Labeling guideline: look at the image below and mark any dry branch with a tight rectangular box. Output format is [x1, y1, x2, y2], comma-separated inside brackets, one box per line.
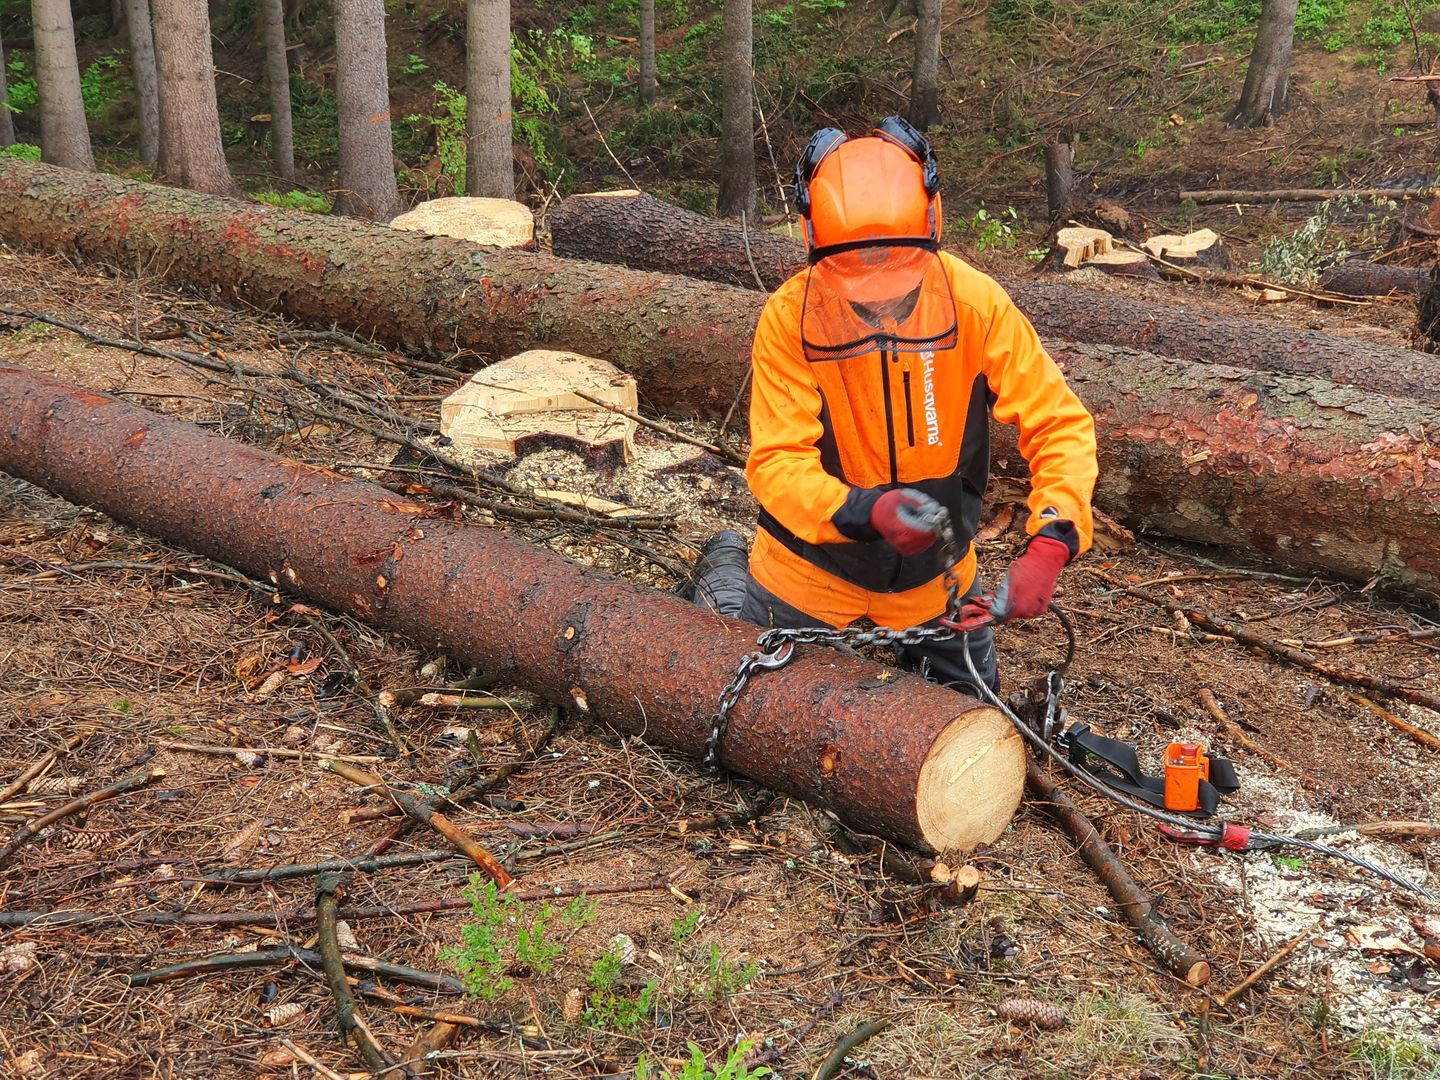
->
[0, 766, 164, 868]
[1199, 689, 1325, 790]
[1178, 187, 1437, 204]
[316, 872, 402, 1074]
[324, 761, 513, 887]
[1026, 761, 1211, 987]
[1213, 917, 1326, 1008]
[127, 943, 466, 994]
[0, 735, 83, 804]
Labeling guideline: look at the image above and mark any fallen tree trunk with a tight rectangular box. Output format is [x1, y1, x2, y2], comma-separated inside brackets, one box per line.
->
[0, 362, 1024, 853]
[1316, 260, 1428, 299]
[1033, 343, 1440, 597]
[0, 161, 760, 417]
[1178, 187, 1438, 205]
[1007, 281, 1440, 405]
[550, 189, 807, 288]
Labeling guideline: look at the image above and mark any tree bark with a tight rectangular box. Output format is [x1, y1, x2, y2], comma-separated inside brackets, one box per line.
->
[32, 0, 94, 170]
[465, 0, 514, 200]
[716, 0, 756, 219]
[1009, 280, 1440, 405]
[908, 0, 941, 131]
[1317, 260, 1427, 299]
[151, 0, 238, 195]
[550, 190, 807, 290]
[1036, 341, 1440, 596]
[639, 0, 656, 107]
[121, 0, 160, 167]
[0, 24, 15, 148]
[1232, 0, 1298, 127]
[3, 163, 1440, 593]
[0, 363, 1025, 852]
[1044, 140, 1074, 222]
[1419, 262, 1440, 353]
[334, 0, 401, 220]
[259, 0, 295, 183]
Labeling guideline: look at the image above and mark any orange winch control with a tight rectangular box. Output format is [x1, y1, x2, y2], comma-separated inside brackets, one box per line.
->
[1163, 741, 1211, 813]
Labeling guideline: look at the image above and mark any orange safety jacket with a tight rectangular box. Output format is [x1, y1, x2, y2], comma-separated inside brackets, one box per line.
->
[746, 251, 1098, 630]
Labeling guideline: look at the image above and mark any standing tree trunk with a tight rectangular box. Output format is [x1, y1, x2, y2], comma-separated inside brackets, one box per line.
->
[465, 0, 514, 199]
[908, 0, 941, 130]
[151, 0, 238, 195]
[32, 0, 95, 170]
[0, 24, 15, 148]
[260, 0, 295, 183]
[1045, 138, 1075, 222]
[716, 0, 756, 219]
[639, 0, 656, 107]
[122, 0, 160, 167]
[334, 0, 402, 220]
[1232, 0, 1299, 128]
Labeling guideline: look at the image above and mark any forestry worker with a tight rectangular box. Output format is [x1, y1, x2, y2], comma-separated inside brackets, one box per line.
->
[689, 116, 1099, 699]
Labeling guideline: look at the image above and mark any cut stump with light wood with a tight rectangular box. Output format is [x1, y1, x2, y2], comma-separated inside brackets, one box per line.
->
[440, 350, 638, 467]
[390, 197, 535, 249]
[1143, 229, 1232, 270]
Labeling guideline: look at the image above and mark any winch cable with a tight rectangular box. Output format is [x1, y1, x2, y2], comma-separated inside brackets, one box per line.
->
[961, 621, 1438, 904]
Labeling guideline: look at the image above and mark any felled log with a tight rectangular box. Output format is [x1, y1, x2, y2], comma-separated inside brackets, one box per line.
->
[1421, 263, 1440, 353]
[1142, 229, 1232, 270]
[1317, 260, 1427, 299]
[549, 190, 807, 290]
[1009, 280, 1440, 405]
[0, 160, 763, 417]
[1179, 186, 1438, 205]
[1033, 342, 1440, 597]
[0, 362, 1025, 852]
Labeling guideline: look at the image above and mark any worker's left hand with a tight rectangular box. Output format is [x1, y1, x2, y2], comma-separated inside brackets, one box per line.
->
[990, 535, 1071, 623]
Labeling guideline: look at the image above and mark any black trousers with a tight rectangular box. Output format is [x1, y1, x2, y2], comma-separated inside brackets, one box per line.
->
[692, 543, 999, 699]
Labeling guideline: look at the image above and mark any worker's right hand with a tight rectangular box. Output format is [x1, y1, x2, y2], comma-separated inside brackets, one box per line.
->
[871, 488, 943, 556]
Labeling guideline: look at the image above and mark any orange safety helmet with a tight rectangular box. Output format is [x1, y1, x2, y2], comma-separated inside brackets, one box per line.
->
[794, 116, 944, 304]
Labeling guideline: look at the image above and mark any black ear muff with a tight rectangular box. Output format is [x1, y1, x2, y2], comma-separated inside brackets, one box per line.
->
[793, 127, 848, 220]
[874, 114, 940, 198]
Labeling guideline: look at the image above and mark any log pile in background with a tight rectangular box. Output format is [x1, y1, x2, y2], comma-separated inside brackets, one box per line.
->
[0, 362, 1026, 852]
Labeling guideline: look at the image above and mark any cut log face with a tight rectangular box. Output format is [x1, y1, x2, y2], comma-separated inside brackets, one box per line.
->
[1143, 229, 1231, 269]
[390, 197, 535, 248]
[1044, 226, 1114, 271]
[440, 350, 637, 466]
[917, 709, 1026, 851]
[1079, 250, 1159, 281]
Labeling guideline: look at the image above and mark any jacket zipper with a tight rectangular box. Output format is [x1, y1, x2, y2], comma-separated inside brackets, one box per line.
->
[879, 343, 899, 484]
[902, 368, 915, 448]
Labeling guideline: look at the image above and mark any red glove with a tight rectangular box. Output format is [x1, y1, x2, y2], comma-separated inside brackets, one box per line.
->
[871, 489, 943, 556]
[991, 535, 1071, 622]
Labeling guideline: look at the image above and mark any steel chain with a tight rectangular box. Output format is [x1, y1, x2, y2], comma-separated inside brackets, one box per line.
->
[703, 506, 968, 770]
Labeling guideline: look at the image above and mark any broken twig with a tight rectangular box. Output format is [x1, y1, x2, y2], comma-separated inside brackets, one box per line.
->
[0, 766, 164, 868]
[317, 872, 403, 1074]
[1214, 916, 1326, 1008]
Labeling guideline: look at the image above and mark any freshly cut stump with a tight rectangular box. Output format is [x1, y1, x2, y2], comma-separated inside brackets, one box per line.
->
[916, 707, 1025, 851]
[1142, 228, 1231, 269]
[440, 350, 638, 466]
[1043, 225, 1114, 271]
[389, 196, 535, 248]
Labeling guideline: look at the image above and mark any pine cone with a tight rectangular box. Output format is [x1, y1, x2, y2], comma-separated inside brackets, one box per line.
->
[997, 996, 1067, 1030]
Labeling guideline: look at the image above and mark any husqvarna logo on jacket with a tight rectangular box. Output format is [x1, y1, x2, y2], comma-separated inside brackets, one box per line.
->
[921, 350, 941, 446]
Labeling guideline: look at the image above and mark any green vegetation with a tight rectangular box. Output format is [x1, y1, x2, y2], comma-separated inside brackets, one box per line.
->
[80, 55, 125, 120]
[1255, 195, 1393, 285]
[0, 143, 40, 161]
[440, 876, 596, 1001]
[966, 207, 1022, 253]
[5, 56, 37, 115]
[252, 189, 335, 213]
[1351, 1030, 1440, 1080]
[701, 942, 760, 1001]
[634, 1040, 771, 1080]
[583, 943, 659, 1034]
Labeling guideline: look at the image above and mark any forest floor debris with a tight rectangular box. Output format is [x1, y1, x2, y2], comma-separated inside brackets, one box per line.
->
[2, 250, 1440, 1077]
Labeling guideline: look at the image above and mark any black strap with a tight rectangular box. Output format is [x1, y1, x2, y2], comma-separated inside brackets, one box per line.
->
[807, 236, 939, 265]
[1059, 723, 1239, 818]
